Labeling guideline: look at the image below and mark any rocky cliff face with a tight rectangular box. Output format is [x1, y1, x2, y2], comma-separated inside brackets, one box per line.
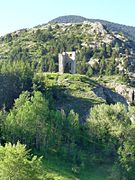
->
[115, 85, 135, 104]
[93, 83, 135, 105]
[93, 85, 128, 105]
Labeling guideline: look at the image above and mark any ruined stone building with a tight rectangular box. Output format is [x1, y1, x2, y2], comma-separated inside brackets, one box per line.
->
[58, 52, 76, 74]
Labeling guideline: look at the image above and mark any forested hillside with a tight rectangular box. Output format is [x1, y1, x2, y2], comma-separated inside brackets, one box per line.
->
[0, 20, 135, 78]
[0, 16, 135, 179]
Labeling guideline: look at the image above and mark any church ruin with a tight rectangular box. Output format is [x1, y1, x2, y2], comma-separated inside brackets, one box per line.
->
[58, 52, 76, 74]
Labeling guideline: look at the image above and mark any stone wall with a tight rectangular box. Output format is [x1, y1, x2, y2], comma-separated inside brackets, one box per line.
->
[58, 52, 76, 74]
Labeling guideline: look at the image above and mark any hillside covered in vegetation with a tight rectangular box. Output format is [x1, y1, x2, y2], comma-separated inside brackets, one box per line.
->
[50, 15, 135, 42]
[0, 16, 135, 179]
[0, 19, 135, 78]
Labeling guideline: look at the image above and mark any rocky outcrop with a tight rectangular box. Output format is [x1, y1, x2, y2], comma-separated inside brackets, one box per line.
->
[93, 85, 128, 105]
[93, 82, 135, 105]
[115, 85, 135, 104]
[88, 58, 100, 69]
[83, 21, 107, 36]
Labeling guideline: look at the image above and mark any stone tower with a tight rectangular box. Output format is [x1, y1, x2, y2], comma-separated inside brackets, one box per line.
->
[58, 51, 76, 74]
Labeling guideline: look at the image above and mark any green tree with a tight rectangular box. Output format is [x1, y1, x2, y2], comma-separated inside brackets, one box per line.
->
[99, 57, 106, 75]
[48, 25, 53, 31]
[86, 66, 93, 77]
[0, 142, 43, 180]
[0, 110, 7, 144]
[87, 103, 130, 157]
[106, 44, 112, 57]
[61, 110, 80, 162]
[48, 58, 56, 72]
[117, 121, 135, 179]
[105, 58, 116, 75]
[77, 57, 87, 74]
[0, 60, 34, 109]
[118, 140, 135, 180]
[5, 91, 49, 150]
[5, 33, 12, 42]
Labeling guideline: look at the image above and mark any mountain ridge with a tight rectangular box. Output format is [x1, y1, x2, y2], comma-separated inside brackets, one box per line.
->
[49, 15, 135, 28]
[49, 15, 135, 42]
[1, 15, 135, 43]
[0, 14, 135, 83]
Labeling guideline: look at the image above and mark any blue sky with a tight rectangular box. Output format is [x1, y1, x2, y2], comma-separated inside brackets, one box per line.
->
[0, 0, 135, 36]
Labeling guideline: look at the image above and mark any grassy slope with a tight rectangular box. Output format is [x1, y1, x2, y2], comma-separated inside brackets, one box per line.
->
[37, 73, 105, 121]
[91, 75, 127, 86]
[42, 157, 111, 180]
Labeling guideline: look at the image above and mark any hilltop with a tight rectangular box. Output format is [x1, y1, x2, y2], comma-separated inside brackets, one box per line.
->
[50, 15, 135, 42]
[0, 17, 135, 79]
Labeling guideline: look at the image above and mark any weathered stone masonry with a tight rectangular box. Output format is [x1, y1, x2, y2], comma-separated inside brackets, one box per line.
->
[58, 52, 76, 74]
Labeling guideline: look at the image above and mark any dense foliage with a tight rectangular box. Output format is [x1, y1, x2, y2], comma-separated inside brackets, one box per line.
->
[0, 60, 33, 109]
[0, 21, 134, 78]
[0, 19, 135, 178]
[0, 81, 135, 179]
[0, 142, 43, 180]
[86, 104, 135, 179]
